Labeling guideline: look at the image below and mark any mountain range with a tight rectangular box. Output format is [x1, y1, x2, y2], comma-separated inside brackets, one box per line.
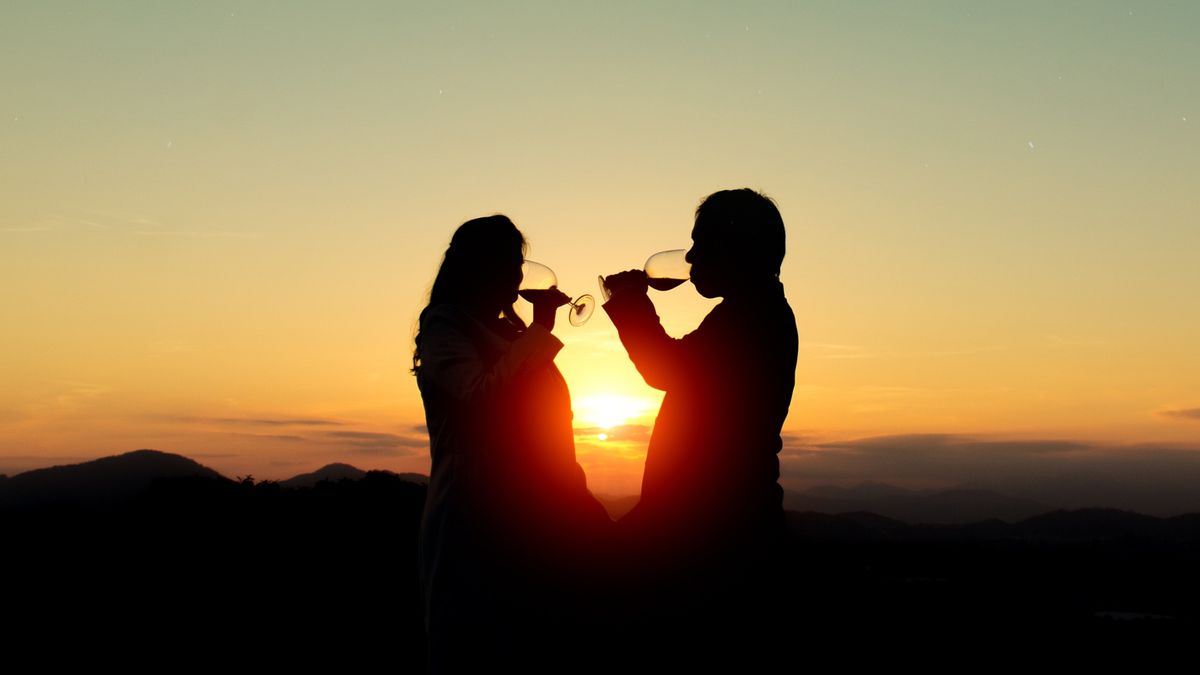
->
[783, 484, 1050, 525]
[6, 450, 1200, 542]
[0, 449, 225, 509]
[0, 449, 425, 510]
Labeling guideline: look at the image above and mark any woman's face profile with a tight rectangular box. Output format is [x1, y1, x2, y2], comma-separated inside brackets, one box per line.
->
[505, 249, 523, 303]
[450, 222, 525, 316]
[486, 247, 523, 311]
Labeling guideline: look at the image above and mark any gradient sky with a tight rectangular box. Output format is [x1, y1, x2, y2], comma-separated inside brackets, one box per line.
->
[2, 2, 1198, 496]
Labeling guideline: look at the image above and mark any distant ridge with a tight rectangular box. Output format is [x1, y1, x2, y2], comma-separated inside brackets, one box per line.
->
[1017, 508, 1169, 540]
[595, 494, 639, 520]
[386, 471, 429, 486]
[281, 463, 367, 488]
[0, 449, 227, 509]
[803, 481, 914, 501]
[278, 464, 428, 488]
[786, 507, 1200, 542]
[785, 483, 1049, 525]
[0, 450, 430, 510]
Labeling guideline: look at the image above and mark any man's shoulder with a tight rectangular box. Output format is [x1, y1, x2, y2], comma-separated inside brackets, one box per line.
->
[763, 283, 798, 333]
[714, 284, 796, 329]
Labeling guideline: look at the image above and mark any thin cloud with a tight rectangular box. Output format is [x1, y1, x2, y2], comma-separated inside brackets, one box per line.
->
[0, 455, 94, 476]
[168, 416, 344, 427]
[0, 408, 29, 424]
[821, 433, 960, 452]
[35, 211, 258, 238]
[1160, 408, 1200, 421]
[1045, 334, 1109, 349]
[800, 343, 877, 360]
[824, 434, 1089, 455]
[326, 431, 425, 445]
[128, 229, 260, 239]
[779, 433, 1200, 515]
[221, 432, 307, 442]
[909, 345, 1008, 358]
[323, 431, 427, 455]
[148, 340, 192, 355]
[44, 213, 116, 229]
[0, 454, 93, 463]
[37, 212, 144, 232]
[574, 424, 652, 442]
[348, 446, 419, 457]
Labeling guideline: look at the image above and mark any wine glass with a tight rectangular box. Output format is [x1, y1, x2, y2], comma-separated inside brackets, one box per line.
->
[519, 260, 595, 327]
[597, 249, 692, 301]
[643, 249, 691, 291]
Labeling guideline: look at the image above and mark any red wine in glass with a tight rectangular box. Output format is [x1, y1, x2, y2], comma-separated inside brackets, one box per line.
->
[646, 277, 687, 291]
[598, 249, 691, 300]
[644, 249, 691, 291]
[520, 260, 595, 327]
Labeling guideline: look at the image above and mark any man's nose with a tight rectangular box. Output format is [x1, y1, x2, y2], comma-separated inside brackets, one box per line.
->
[684, 249, 694, 264]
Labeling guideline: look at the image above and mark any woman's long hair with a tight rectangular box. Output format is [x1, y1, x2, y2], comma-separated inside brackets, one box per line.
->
[412, 215, 528, 375]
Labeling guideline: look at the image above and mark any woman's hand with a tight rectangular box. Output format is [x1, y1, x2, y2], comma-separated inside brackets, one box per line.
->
[530, 287, 571, 331]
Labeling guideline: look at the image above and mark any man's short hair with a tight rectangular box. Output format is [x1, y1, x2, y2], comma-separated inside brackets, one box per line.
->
[695, 188, 786, 277]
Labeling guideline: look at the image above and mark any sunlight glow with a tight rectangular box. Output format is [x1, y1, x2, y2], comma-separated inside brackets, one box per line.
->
[574, 394, 653, 430]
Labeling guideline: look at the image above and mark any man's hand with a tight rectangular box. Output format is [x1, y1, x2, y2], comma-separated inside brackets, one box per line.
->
[601, 270, 648, 300]
[529, 287, 571, 331]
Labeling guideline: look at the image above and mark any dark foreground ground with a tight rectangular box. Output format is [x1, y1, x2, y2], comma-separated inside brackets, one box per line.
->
[5, 473, 1198, 669]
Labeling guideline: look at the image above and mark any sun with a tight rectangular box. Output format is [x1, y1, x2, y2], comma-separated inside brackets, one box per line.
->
[574, 394, 653, 431]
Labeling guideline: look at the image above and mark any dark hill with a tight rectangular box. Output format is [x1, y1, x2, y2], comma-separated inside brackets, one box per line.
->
[785, 486, 1048, 525]
[389, 471, 429, 485]
[0, 449, 227, 510]
[1015, 508, 1168, 541]
[280, 465, 428, 488]
[786, 510, 907, 541]
[786, 507, 1200, 544]
[596, 494, 639, 520]
[281, 462, 367, 488]
[803, 481, 915, 500]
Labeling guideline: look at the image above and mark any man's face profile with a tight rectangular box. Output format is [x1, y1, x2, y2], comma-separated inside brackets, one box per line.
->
[686, 219, 733, 299]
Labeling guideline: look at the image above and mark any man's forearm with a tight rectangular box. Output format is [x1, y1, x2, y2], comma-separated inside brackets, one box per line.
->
[602, 292, 683, 391]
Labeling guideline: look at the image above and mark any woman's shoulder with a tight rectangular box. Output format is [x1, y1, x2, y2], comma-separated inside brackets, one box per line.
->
[421, 302, 466, 322]
[420, 303, 481, 332]
[420, 304, 515, 346]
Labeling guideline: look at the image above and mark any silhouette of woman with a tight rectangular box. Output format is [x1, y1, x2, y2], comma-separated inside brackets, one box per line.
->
[412, 215, 611, 673]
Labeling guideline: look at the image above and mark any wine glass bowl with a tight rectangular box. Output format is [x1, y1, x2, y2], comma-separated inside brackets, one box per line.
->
[518, 260, 594, 327]
[644, 249, 691, 291]
[598, 249, 693, 301]
[518, 260, 557, 293]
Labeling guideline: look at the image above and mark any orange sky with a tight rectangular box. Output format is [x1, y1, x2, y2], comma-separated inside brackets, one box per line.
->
[2, 3, 1199, 494]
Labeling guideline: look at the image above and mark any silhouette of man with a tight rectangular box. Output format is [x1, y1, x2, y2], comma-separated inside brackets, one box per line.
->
[601, 188, 797, 664]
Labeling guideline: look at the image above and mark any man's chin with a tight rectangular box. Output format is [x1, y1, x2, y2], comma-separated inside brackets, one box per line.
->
[693, 280, 721, 299]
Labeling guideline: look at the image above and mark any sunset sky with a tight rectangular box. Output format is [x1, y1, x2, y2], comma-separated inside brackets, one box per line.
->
[2, 2, 1198, 497]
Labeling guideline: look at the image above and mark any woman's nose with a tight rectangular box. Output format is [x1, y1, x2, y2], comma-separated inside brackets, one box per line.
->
[684, 249, 694, 264]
